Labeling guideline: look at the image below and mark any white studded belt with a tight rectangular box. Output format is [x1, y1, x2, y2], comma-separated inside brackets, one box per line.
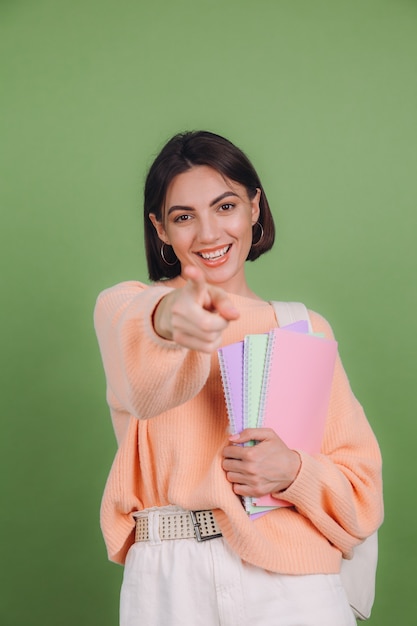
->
[134, 509, 222, 543]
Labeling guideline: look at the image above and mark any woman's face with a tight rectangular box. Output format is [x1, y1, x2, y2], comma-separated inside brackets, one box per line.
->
[150, 165, 260, 295]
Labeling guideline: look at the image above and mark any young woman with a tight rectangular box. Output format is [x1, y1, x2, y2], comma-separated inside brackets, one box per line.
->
[94, 131, 383, 626]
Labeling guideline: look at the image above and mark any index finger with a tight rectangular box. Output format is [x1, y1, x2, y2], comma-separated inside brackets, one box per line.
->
[183, 266, 239, 320]
[208, 288, 240, 321]
[182, 265, 211, 307]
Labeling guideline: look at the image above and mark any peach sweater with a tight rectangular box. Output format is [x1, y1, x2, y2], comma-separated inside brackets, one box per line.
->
[94, 277, 383, 573]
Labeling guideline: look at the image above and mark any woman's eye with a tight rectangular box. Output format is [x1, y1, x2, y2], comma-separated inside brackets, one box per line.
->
[174, 214, 192, 223]
[219, 203, 234, 211]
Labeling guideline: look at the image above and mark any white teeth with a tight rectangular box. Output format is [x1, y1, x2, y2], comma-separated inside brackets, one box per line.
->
[199, 245, 230, 260]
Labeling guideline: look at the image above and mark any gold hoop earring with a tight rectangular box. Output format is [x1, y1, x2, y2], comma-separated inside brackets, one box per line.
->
[252, 222, 264, 246]
[160, 242, 178, 266]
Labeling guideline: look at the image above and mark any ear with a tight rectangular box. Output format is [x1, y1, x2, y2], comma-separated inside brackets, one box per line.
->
[149, 213, 170, 244]
[251, 188, 261, 225]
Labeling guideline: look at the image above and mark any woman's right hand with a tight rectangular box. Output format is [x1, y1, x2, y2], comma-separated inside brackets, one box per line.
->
[153, 265, 240, 353]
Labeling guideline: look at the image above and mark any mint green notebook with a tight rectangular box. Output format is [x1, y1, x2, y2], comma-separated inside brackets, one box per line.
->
[243, 333, 269, 438]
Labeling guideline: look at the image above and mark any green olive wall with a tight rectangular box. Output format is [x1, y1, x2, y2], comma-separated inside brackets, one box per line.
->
[1, 1, 416, 624]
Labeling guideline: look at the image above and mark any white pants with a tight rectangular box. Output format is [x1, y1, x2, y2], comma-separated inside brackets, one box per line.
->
[120, 507, 356, 626]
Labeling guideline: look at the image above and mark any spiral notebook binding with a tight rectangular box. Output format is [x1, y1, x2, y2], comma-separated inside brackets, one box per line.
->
[243, 335, 252, 431]
[258, 329, 276, 428]
[242, 338, 254, 513]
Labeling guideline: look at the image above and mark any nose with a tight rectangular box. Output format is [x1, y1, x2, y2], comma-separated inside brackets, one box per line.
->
[197, 214, 220, 244]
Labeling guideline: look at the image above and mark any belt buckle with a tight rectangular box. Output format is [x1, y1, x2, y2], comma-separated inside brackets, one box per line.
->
[189, 510, 222, 542]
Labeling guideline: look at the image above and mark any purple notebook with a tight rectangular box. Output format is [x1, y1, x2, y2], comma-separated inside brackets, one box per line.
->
[218, 341, 244, 434]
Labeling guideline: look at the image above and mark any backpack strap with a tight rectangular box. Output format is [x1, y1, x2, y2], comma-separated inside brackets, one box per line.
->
[271, 301, 313, 333]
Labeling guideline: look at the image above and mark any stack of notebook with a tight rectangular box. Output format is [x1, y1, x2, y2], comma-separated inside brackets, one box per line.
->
[218, 321, 338, 517]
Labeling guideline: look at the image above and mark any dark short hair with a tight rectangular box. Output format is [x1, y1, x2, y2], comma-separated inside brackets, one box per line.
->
[144, 130, 275, 281]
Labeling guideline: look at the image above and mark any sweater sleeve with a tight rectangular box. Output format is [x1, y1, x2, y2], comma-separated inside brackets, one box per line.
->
[94, 281, 211, 422]
[277, 311, 383, 557]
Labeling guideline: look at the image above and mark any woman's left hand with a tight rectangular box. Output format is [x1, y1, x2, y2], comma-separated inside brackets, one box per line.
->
[222, 428, 301, 498]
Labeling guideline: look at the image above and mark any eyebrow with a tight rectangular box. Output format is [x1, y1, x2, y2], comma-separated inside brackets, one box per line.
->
[167, 191, 240, 216]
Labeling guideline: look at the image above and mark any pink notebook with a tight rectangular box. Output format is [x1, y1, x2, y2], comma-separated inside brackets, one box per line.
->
[253, 327, 337, 508]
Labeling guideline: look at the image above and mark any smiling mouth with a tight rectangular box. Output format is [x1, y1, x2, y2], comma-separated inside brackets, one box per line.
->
[196, 245, 231, 260]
